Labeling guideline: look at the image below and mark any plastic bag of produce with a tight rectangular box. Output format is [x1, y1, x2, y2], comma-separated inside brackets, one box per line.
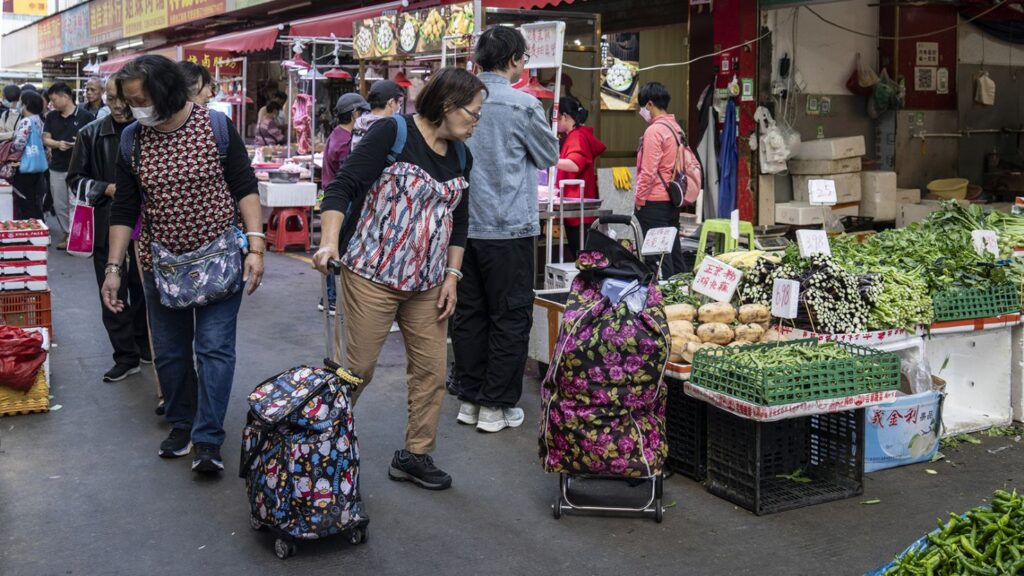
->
[0, 326, 46, 391]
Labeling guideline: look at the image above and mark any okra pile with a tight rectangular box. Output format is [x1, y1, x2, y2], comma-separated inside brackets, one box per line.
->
[883, 489, 1024, 576]
[726, 342, 852, 370]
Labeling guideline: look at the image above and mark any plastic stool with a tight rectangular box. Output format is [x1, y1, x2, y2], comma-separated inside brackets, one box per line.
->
[266, 207, 311, 252]
[694, 219, 756, 267]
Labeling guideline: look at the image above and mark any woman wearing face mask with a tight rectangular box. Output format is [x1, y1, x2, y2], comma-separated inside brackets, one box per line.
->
[634, 81, 687, 277]
[312, 67, 485, 492]
[10, 90, 46, 219]
[0, 84, 23, 142]
[554, 96, 605, 262]
[179, 61, 214, 106]
[103, 55, 264, 475]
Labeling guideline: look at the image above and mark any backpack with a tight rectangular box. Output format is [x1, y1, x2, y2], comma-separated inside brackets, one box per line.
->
[120, 108, 231, 171]
[653, 118, 702, 208]
[339, 115, 466, 252]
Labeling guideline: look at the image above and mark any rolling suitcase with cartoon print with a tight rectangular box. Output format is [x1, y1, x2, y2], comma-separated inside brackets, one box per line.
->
[240, 262, 367, 559]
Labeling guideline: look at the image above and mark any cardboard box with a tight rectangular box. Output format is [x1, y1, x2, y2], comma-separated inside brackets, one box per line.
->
[788, 157, 862, 175]
[896, 188, 921, 204]
[775, 202, 858, 226]
[258, 182, 317, 207]
[793, 136, 866, 161]
[859, 172, 899, 221]
[864, 391, 942, 473]
[792, 173, 862, 204]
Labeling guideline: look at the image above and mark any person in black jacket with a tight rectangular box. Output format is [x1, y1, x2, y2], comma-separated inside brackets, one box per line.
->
[66, 78, 152, 383]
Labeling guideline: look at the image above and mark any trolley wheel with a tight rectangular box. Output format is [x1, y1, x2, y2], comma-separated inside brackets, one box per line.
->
[655, 474, 664, 499]
[249, 515, 264, 531]
[654, 499, 664, 523]
[349, 527, 368, 545]
[274, 538, 297, 559]
[553, 497, 563, 519]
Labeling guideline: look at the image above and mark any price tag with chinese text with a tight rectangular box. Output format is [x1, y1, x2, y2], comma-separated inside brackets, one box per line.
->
[808, 179, 838, 205]
[771, 278, 800, 319]
[796, 229, 831, 258]
[642, 227, 679, 256]
[692, 256, 743, 302]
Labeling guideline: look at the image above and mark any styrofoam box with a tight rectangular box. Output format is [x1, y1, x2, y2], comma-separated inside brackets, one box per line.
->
[792, 173, 862, 204]
[0, 275, 48, 291]
[775, 202, 858, 226]
[924, 328, 1013, 435]
[0, 220, 49, 245]
[792, 136, 866, 161]
[895, 199, 966, 228]
[897, 188, 921, 204]
[258, 182, 317, 207]
[0, 244, 47, 261]
[788, 157, 862, 175]
[545, 263, 578, 290]
[859, 171, 899, 221]
[865, 390, 943, 473]
[0, 260, 47, 276]
[0, 185, 12, 221]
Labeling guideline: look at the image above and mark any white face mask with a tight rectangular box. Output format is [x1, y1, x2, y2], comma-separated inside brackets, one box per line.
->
[130, 105, 160, 127]
[638, 107, 652, 124]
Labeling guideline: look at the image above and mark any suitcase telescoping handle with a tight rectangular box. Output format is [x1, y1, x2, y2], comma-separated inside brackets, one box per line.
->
[323, 259, 346, 369]
[590, 215, 646, 260]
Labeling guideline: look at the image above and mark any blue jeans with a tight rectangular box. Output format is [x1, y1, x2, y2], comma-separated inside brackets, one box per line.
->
[143, 272, 243, 446]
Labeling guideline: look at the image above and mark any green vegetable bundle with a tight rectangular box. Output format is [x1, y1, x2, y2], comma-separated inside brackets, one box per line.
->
[728, 341, 852, 368]
[882, 489, 1024, 576]
[662, 273, 702, 307]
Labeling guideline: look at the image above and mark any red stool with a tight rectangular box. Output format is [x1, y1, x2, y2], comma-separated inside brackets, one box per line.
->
[266, 207, 311, 252]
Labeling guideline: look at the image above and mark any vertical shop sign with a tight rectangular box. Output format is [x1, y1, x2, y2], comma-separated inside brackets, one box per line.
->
[90, 0, 124, 45]
[123, 0, 168, 37]
[62, 4, 91, 54]
[168, 0, 225, 27]
[38, 16, 63, 59]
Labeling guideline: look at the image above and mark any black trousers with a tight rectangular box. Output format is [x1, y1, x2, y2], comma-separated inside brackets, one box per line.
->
[635, 201, 688, 279]
[562, 224, 590, 263]
[453, 237, 535, 409]
[92, 240, 151, 367]
[11, 172, 44, 219]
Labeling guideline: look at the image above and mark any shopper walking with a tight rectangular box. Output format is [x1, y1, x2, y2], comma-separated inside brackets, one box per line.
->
[555, 96, 606, 261]
[43, 82, 94, 249]
[313, 67, 485, 491]
[102, 55, 264, 474]
[79, 78, 110, 121]
[351, 79, 404, 149]
[10, 91, 47, 219]
[634, 81, 687, 277]
[67, 78, 152, 383]
[179, 61, 214, 106]
[453, 26, 559, 433]
[317, 93, 369, 316]
[0, 84, 22, 142]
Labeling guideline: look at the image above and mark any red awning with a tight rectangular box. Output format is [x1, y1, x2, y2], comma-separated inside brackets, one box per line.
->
[191, 25, 281, 54]
[482, 0, 576, 8]
[289, 2, 403, 39]
[98, 54, 137, 74]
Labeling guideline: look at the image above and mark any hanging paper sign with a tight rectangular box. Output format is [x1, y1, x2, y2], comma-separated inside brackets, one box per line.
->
[771, 278, 800, 319]
[971, 230, 999, 258]
[807, 179, 837, 205]
[796, 229, 831, 258]
[520, 21, 565, 70]
[692, 256, 742, 303]
[642, 227, 678, 256]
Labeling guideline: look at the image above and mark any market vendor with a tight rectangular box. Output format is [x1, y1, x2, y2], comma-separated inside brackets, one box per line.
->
[554, 95, 606, 262]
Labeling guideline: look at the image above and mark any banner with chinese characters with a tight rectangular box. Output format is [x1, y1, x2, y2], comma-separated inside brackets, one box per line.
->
[62, 4, 91, 54]
[90, 0, 123, 45]
[182, 48, 241, 76]
[38, 16, 63, 59]
[123, 0, 167, 37]
[168, 0, 224, 27]
[11, 0, 48, 16]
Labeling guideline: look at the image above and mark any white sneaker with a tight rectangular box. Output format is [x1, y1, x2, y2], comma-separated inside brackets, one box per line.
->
[457, 402, 479, 425]
[476, 406, 525, 433]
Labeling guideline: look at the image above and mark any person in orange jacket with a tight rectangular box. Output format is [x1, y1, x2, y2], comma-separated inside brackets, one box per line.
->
[554, 96, 606, 262]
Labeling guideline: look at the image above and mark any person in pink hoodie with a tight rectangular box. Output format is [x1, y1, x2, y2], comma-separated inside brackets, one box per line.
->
[634, 82, 687, 277]
[555, 96, 606, 262]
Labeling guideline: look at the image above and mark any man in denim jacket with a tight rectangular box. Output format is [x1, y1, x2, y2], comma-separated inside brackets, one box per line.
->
[454, 26, 559, 433]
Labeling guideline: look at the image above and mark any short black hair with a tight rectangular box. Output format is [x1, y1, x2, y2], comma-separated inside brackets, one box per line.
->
[474, 26, 527, 73]
[115, 55, 190, 122]
[20, 90, 44, 115]
[638, 82, 671, 110]
[559, 96, 588, 126]
[178, 61, 212, 94]
[4, 85, 21, 103]
[415, 67, 487, 127]
[265, 100, 282, 114]
[20, 83, 37, 93]
[273, 91, 288, 102]
[337, 110, 355, 125]
[48, 82, 74, 99]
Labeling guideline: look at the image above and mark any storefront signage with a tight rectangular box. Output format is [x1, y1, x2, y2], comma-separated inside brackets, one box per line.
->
[692, 256, 742, 303]
[168, 0, 224, 27]
[353, 2, 475, 60]
[10, 0, 48, 16]
[183, 48, 241, 75]
[37, 16, 63, 59]
[123, 0, 168, 37]
[228, 0, 271, 9]
[62, 4, 91, 54]
[90, 0, 123, 45]
[796, 229, 831, 258]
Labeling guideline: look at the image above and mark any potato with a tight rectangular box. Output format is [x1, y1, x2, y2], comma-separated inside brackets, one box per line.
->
[760, 328, 784, 342]
[680, 342, 703, 363]
[734, 323, 765, 343]
[728, 341, 752, 347]
[669, 320, 694, 337]
[665, 303, 696, 322]
[698, 302, 736, 324]
[739, 304, 771, 325]
[669, 332, 701, 360]
[696, 322, 734, 345]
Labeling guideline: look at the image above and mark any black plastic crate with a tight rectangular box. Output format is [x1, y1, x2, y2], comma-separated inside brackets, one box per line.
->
[705, 406, 864, 515]
[666, 383, 707, 481]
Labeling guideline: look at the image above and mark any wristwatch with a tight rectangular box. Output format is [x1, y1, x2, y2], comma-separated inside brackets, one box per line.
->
[104, 263, 122, 276]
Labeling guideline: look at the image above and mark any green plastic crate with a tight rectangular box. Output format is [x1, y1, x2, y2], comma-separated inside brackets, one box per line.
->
[931, 283, 1021, 322]
[690, 339, 900, 406]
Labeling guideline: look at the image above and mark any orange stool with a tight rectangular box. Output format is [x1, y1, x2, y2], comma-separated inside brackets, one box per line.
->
[266, 207, 311, 252]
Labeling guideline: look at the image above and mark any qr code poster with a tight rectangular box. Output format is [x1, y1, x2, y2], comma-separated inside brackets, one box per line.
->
[915, 67, 936, 92]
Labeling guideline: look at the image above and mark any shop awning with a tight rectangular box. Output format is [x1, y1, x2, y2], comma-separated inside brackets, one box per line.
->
[190, 25, 282, 54]
[289, 2, 403, 39]
[98, 54, 137, 74]
[483, 0, 577, 8]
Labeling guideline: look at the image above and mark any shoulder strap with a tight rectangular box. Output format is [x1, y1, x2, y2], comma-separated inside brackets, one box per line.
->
[120, 121, 140, 167]
[386, 115, 407, 165]
[208, 109, 231, 162]
[454, 141, 466, 172]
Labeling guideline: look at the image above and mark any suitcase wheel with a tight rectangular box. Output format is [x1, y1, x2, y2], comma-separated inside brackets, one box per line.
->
[249, 515, 264, 532]
[274, 538, 297, 559]
[349, 526, 368, 545]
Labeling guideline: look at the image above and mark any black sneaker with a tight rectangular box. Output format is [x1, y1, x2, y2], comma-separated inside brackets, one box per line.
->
[192, 443, 224, 473]
[139, 351, 153, 364]
[154, 399, 165, 416]
[388, 449, 452, 490]
[103, 364, 141, 382]
[159, 428, 192, 458]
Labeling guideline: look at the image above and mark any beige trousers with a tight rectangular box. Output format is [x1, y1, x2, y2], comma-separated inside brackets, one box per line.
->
[341, 268, 447, 454]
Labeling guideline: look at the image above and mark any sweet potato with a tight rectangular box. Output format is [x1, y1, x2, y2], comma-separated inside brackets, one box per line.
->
[696, 322, 734, 345]
[698, 302, 736, 324]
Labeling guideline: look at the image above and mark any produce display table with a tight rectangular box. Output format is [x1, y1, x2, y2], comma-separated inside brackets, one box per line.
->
[681, 379, 898, 422]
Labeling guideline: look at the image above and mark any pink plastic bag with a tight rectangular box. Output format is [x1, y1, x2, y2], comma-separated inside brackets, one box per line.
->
[67, 183, 94, 258]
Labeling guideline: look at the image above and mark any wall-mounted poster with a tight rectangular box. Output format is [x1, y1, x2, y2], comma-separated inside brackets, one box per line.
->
[600, 32, 640, 111]
[353, 19, 376, 59]
[375, 14, 396, 58]
[416, 6, 447, 53]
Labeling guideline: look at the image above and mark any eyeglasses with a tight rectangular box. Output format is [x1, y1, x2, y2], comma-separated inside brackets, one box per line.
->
[460, 106, 481, 122]
[523, 53, 531, 64]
